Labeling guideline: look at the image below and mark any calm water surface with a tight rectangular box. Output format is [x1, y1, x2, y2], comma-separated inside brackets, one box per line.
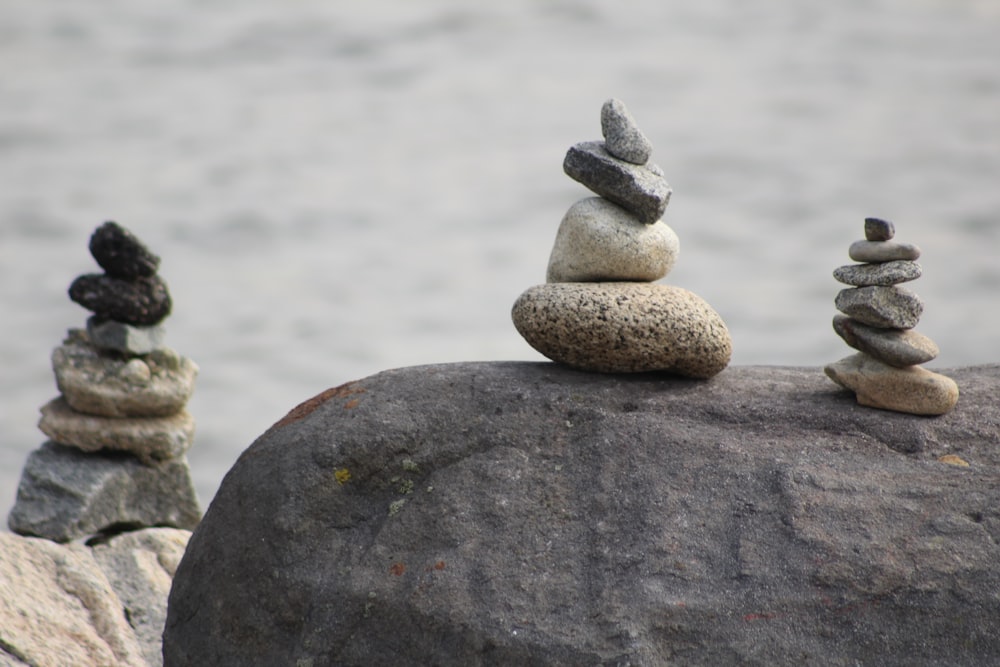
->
[2, 0, 998, 521]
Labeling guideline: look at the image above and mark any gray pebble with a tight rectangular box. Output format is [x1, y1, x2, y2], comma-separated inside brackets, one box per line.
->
[833, 260, 921, 287]
[832, 314, 939, 367]
[864, 217, 894, 242]
[563, 141, 671, 224]
[835, 285, 923, 329]
[849, 240, 921, 262]
[600, 98, 652, 165]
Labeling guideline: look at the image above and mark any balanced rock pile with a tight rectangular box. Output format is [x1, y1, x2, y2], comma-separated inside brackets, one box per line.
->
[8, 222, 201, 542]
[511, 98, 732, 378]
[824, 217, 958, 415]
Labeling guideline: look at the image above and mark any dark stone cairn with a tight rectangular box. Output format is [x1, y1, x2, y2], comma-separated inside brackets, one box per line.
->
[8, 222, 201, 542]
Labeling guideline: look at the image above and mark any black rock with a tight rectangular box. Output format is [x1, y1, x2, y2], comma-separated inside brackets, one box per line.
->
[89, 221, 161, 279]
[69, 273, 172, 326]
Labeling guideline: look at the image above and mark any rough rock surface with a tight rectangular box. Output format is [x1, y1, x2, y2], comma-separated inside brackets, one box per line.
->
[511, 282, 732, 377]
[39, 398, 195, 463]
[600, 98, 652, 165]
[52, 333, 198, 418]
[8, 441, 200, 542]
[164, 362, 1000, 666]
[0, 527, 190, 667]
[834, 285, 923, 329]
[89, 221, 161, 279]
[69, 273, 172, 326]
[545, 197, 679, 283]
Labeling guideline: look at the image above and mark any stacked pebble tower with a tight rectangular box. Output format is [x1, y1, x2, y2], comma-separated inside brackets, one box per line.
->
[8, 222, 202, 542]
[824, 217, 958, 415]
[511, 99, 732, 378]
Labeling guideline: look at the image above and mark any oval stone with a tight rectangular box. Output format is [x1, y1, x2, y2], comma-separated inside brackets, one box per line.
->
[848, 240, 921, 262]
[511, 282, 731, 378]
[546, 197, 679, 283]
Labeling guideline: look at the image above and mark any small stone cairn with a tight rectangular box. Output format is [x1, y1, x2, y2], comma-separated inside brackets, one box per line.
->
[824, 217, 958, 415]
[8, 222, 201, 542]
[511, 98, 732, 378]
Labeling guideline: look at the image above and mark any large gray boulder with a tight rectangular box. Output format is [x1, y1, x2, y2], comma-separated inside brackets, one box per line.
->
[164, 362, 1000, 666]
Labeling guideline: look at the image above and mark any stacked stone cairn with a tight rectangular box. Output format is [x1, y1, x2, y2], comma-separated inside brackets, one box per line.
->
[511, 98, 732, 378]
[824, 217, 958, 415]
[8, 222, 201, 542]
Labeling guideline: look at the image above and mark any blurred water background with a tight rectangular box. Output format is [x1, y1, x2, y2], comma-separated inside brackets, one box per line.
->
[2, 0, 998, 523]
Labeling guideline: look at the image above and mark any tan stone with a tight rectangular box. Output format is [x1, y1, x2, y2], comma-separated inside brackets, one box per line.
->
[546, 197, 679, 283]
[824, 353, 959, 416]
[39, 398, 194, 464]
[52, 332, 197, 418]
[511, 282, 731, 378]
[0, 532, 148, 667]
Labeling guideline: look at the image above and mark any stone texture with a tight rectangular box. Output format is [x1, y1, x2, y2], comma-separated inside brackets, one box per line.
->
[0, 527, 189, 667]
[8, 441, 201, 542]
[835, 285, 923, 329]
[848, 239, 921, 263]
[545, 197, 679, 283]
[87, 317, 167, 355]
[833, 260, 921, 287]
[89, 221, 161, 280]
[563, 141, 671, 224]
[864, 217, 894, 241]
[163, 362, 1000, 666]
[825, 353, 959, 415]
[511, 282, 731, 377]
[91, 528, 191, 667]
[52, 332, 198, 418]
[39, 398, 195, 463]
[0, 531, 148, 667]
[600, 98, 652, 165]
[833, 314, 939, 367]
[69, 273, 172, 326]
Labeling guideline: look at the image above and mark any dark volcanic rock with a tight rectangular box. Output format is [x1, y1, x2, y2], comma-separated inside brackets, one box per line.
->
[89, 221, 161, 279]
[164, 362, 1000, 666]
[69, 273, 172, 326]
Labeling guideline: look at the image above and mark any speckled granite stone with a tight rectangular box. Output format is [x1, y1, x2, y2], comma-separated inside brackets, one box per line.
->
[511, 282, 731, 377]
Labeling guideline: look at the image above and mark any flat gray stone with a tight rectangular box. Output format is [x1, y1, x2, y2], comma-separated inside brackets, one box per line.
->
[163, 362, 999, 666]
[600, 98, 652, 165]
[7, 441, 201, 542]
[546, 197, 679, 283]
[563, 141, 671, 224]
[39, 398, 195, 464]
[52, 330, 198, 418]
[849, 239, 921, 262]
[825, 352, 959, 415]
[832, 314, 939, 367]
[511, 282, 731, 377]
[835, 285, 924, 329]
[833, 260, 921, 287]
[87, 316, 166, 355]
[864, 217, 894, 241]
